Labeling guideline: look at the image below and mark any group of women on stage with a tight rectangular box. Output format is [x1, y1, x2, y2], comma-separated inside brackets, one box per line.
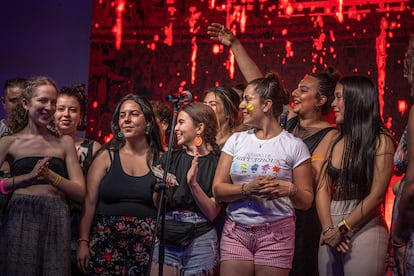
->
[0, 24, 409, 276]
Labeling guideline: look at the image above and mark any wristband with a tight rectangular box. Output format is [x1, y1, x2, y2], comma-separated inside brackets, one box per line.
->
[0, 178, 9, 195]
[53, 174, 62, 187]
[342, 219, 352, 232]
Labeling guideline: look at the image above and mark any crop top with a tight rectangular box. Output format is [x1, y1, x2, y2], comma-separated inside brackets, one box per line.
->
[96, 150, 157, 218]
[327, 161, 360, 201]
[10, 157, 68, 185]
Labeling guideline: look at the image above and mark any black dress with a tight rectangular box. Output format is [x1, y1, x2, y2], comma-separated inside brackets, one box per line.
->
[286, 117, 335, 276]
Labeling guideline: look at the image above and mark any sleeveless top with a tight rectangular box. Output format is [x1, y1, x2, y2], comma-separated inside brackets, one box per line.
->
[10, 157, 68, 183]
[286, 116, 335, 155]
[77, 139, 95, 175]
[96, 150, 157, 218]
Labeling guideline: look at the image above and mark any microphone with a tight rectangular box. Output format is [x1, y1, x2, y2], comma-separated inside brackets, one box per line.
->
[166, 90, 193, 103]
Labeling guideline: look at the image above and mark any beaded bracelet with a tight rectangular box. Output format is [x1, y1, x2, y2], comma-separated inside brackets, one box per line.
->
[322, 226, 335, 235]
[0, 178, 9, 195]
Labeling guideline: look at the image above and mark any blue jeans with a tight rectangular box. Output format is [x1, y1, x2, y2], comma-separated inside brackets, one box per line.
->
[152, 211, 219, 275]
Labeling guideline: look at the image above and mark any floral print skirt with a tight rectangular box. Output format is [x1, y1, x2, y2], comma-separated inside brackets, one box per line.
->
[89, 214, 156, 276]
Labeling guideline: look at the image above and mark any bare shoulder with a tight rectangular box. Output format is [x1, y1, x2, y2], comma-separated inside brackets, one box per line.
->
[315, 128, 339, 152]
[376, 133, 395, 154]
[0, 135, 16, 146]
[92, 140, 102, 155]
[59, 134, 75, 142]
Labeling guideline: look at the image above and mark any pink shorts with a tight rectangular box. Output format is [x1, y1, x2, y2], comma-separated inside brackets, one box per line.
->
[220, 217, 295, 269]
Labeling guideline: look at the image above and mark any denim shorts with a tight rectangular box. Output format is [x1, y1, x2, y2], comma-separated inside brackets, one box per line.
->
[220, 217, 295, 269]
[152, 211, 219, 275]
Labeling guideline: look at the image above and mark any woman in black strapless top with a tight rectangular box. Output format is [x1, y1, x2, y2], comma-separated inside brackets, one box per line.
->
[0, 76, 85, 276]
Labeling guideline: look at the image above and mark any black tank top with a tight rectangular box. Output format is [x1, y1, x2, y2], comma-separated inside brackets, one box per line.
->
[96, 150, 157, 218]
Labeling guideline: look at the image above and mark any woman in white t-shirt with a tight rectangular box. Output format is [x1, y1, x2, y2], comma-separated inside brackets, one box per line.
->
[213, 73, 313, 276]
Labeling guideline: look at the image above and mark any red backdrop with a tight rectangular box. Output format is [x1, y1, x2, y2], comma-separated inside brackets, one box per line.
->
[86, 0, 413, 144]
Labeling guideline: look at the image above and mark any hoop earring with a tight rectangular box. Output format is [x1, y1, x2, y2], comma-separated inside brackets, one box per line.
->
[117, 131, 124, 138]
[194, 134, 203, 147]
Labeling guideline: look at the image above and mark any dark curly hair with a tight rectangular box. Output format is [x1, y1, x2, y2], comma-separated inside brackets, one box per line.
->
[59, 84, 88, 131]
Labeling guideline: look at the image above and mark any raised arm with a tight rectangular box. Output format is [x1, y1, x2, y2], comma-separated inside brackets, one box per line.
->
[187, 152, 220, 221]
[208, 22, 263, 82]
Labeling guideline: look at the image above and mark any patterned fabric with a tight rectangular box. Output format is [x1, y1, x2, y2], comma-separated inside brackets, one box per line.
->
[88, 215, 155, 276]
[0, 194, 71, 276]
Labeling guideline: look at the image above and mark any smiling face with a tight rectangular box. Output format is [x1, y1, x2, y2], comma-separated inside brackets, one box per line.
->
[203, 91, 228, 126]
[24, 84, 57, 127]
[331, 83, 345, 124]
[118, 100, 147, 139]
[239, 84, 263, 127]
[291, 75, 324, 116]
[54, 95, 82, 135]
[174, 110, 199, 147]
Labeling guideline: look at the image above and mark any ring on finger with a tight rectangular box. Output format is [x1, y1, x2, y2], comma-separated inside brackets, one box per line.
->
[275, 189, 279, 195]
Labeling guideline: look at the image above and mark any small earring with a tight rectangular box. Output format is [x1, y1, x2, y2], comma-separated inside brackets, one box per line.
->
[145, 125, 150, 135]
[263, 108, 268, 112]
[194, 134, 203, 147]
[117, 131, 124, 138]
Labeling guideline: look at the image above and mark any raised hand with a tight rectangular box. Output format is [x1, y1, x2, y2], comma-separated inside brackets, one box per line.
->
[207, 22, 236, 47]
[187, 151, 199, 187]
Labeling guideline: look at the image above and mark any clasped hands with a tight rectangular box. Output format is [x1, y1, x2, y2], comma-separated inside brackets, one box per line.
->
[33, 156, 51, 181]
[320, 226, 350, 253]
[245, 176, 294, 200]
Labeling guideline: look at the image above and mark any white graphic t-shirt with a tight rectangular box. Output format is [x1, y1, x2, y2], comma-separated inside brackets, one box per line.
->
[222, 129, 310, 224]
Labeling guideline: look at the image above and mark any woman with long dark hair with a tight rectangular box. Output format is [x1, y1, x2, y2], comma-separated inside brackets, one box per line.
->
[316, 76, 394, 275]
[76, 94, 164, 275]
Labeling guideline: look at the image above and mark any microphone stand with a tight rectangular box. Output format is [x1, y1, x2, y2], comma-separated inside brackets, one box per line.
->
[146, 98, 180, 276]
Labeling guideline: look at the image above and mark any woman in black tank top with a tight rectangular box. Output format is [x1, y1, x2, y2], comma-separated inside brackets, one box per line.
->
[77, 94, 164, 276]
